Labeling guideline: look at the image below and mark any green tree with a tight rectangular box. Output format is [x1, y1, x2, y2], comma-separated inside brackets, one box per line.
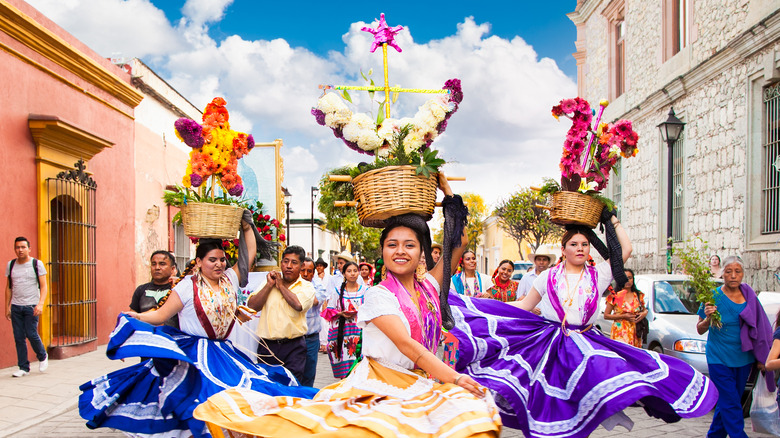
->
[494, 188, 563, 258]
[462, 193, 487, 251]
[317, 170, 381, 261]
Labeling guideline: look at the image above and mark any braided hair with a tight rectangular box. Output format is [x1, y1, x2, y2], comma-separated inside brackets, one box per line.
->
[155, 258, 196, 309]
[335, 261, 359, 360]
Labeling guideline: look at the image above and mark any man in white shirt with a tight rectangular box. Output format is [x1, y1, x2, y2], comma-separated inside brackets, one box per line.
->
[517, 252, 556, 299]
[5, 237, 48, 377]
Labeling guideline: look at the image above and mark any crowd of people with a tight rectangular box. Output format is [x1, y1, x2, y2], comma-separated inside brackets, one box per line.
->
[5, 175, 777, 437]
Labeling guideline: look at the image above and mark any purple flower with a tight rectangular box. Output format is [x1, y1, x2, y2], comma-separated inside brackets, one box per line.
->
[436, 119, 448, 134]
[228, 183, 244, 196]
[443, 78, 463, 104]
[175, 118, 204, 148]
[246, 134, 255, 150]
[190, 173, 203, 187]
[311, 108, 326, 126]
[332, 127, 343, 139]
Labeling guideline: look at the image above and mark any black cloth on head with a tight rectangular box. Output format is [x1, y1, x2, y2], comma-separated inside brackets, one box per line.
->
[237, 209, 276, 288]
[564, 207, 627, 290]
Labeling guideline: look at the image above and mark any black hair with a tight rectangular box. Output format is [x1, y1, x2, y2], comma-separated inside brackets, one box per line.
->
[303, 257, 314, 264]
[282, 245, 306, 263]
[335, 261, 360, 360]
[498, 259, 514, 271]
[623, 268, 640, 292]
[150, 250, 177, 270]
[379, 214, 435, 271]
[195, 239, 225, 260]
[14, 236, 29, 246]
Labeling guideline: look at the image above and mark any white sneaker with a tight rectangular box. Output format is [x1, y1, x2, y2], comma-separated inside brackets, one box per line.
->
[39, 357, 48, 372]
[12, 369, 29, 377]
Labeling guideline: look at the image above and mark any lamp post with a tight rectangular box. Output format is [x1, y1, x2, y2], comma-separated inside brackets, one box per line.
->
[283, 187, 292, 246]
[657, 107, 685, 274]
[311, 186, 319, 258]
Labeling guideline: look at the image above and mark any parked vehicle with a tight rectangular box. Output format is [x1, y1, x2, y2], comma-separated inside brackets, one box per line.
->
[593, 274, 722, 376]
[512, 261, 533, 281]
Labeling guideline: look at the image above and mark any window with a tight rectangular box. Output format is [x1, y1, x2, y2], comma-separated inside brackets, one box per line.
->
[663, 0, 694, 61]
[609, 159, 623, 221]
[763, 82, 780, 234]
[672, 131, 685, 241]
[615, 20, 625, 98]
[603, 0, 626, 100]
[172, 223, 191, 272]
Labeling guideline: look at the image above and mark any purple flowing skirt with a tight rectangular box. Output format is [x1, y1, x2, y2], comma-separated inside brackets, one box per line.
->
[449, 293, 718, 437]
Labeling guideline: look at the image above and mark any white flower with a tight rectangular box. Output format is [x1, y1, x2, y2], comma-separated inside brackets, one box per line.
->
[324, 109, 351, 128]
[608, 144, 621, 159]
[357, 132, 383, 151]
[317, 93, 348, 114]
[377, 119, 398, 143]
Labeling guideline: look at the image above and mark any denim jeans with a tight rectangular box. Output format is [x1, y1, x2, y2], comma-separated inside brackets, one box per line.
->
[11, 304, 47, 372]
[301, 333, 320, 387]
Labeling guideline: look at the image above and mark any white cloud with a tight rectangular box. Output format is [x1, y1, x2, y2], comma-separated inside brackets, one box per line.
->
[28, 3, 576, 213]
[25, 0, 185, 59]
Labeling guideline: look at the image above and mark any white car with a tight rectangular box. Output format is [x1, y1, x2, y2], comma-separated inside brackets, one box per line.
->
[593, 274, 722, 376]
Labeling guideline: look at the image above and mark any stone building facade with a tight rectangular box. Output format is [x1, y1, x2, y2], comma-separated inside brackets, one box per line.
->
[568, 0, 779, 290]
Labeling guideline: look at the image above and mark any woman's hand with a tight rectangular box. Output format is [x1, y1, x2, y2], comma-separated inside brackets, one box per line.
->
[125, 311, 139, 319]
[757, 362, 766, 372]
[338, 311, 357, 319]
[454, 373, 487, 398]
[703, 303, 718, 317]
[437, 172, 454, 197]
[479, 292, 492, 299]
[635, 310, 648, 323]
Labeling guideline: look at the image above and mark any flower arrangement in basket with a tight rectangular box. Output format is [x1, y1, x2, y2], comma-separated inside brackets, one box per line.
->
[163, 97, 256, 239]
[189, 201, 286, 264]
[313, 14, 462, 227]
[538, 97, 640, 228]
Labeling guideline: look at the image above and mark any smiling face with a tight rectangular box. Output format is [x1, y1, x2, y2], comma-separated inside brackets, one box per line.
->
[344, 264, 360, 283]
[197, 249, 227, 283]
[462, 251, 478, 273]
[431, 247, 442, 263]
[382, 226, 421, 278]
[497, 262, 513, 282]
[561, 233, 590, 267]
[721, 262, 744, 290]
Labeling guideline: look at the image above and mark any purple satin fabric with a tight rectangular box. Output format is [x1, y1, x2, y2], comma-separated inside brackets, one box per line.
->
[449, 293, 719, 436]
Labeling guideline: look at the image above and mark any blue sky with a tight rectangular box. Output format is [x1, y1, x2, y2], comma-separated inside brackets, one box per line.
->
[27, 0, 579, 213]
[155, 2, 578, 79]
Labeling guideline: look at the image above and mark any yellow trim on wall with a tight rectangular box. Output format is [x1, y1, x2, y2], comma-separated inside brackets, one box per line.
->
[30, 116, 113, 346]
[0, 0, 143, 109]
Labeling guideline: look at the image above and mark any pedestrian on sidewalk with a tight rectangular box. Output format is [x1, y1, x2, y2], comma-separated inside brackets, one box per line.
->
[129, 250, 179, 328]
[5, 236, 48, 377]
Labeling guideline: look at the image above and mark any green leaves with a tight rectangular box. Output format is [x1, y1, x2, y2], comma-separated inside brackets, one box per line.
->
[494, 187, 563, 255]
[413, 148, 445, 178]
[376, 101, 386, 125]
[341, 89, 352, 103]
[676, 236, 721, 328]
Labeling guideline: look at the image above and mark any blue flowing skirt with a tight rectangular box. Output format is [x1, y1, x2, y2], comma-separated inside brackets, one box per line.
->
[79, 315, 318, 438]
[449, 294, 718, 437]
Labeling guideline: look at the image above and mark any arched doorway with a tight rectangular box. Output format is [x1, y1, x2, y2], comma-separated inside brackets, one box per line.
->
[46, 160, 97, 347]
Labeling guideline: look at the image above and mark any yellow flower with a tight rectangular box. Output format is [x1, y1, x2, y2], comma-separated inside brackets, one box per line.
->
[578, 179, 597, 193]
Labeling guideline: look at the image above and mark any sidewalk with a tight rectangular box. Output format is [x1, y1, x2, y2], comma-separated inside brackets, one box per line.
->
[0, 346, 126, 437]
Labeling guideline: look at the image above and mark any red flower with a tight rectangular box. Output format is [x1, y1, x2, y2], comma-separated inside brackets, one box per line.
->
[278, 234, 286, 242]
[271, 219, 279, 227]
[264, 215, 270, 221]
[263, 225, 270, 232]
[263, 235, 272, 241]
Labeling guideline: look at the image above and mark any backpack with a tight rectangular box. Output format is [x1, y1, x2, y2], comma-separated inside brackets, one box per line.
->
[8, 258, 41, 290]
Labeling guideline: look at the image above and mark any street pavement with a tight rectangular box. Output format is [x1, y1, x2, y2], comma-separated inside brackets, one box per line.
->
[1, 345, 775, 437]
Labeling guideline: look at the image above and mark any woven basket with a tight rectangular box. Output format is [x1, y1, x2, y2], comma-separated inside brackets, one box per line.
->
[352, 165, 438, 228]
[180, 202, 243, 239]
[549, 191, 605, 228]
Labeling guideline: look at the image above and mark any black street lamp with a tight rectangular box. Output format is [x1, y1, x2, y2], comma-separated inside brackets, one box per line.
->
[283, 187, 292, 245]
[657, 107, 685, 274]
[311, 186, 319, 258]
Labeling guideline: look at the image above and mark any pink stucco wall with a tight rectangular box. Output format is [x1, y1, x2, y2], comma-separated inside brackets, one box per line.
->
[0, 0, 138, 367]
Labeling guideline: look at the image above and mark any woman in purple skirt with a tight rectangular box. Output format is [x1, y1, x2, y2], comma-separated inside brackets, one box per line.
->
[450, 211, 719, 437]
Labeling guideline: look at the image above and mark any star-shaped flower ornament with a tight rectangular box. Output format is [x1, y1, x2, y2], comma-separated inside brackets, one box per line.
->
[361, 13, 404, 53]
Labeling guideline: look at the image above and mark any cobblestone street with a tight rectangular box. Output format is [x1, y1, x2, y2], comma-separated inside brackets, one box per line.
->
[4, 346, 775, 437]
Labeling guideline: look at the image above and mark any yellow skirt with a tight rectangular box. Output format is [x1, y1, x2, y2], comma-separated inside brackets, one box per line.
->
[194, 358, 501, 438]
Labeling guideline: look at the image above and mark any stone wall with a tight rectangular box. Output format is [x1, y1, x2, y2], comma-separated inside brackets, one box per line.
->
[571, 0, 780, 291]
